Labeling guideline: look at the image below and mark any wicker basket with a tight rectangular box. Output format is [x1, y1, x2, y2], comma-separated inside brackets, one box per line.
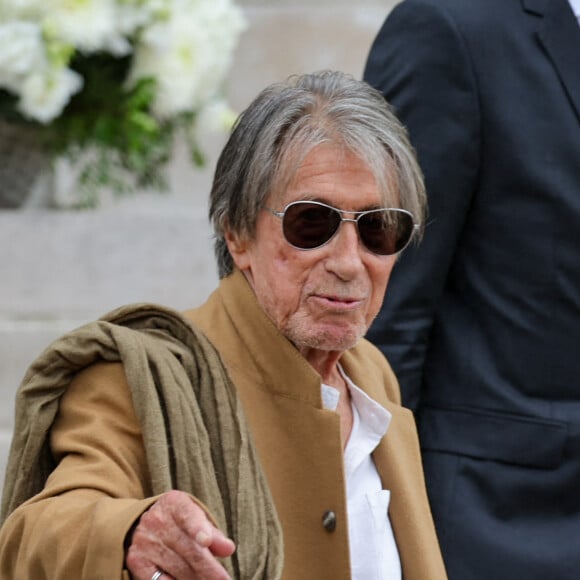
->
[0, 121, 51, 209]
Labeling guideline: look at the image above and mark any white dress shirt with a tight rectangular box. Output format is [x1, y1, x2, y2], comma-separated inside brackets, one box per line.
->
[322, 367, 401, 580]
[569, 0, 580, 25]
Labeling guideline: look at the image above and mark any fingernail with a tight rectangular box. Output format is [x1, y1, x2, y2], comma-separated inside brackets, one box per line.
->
[196, 530, 210, 545]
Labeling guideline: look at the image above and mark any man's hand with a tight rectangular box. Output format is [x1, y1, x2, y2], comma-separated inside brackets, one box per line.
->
[126, 490, 236, 579]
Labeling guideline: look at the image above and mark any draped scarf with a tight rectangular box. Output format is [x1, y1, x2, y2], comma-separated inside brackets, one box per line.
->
[1, 303, 283, 579]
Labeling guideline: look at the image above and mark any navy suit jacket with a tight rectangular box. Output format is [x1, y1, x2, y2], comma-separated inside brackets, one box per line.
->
[364, 0, 580, 578]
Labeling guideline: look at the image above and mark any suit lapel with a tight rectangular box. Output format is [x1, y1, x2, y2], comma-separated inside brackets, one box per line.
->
[533, 0, 580, 121]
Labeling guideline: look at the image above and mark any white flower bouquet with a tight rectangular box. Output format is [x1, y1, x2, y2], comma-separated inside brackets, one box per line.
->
[0, 0, 246, 206]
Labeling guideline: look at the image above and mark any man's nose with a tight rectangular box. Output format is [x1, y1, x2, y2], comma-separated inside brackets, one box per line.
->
[325, 220, 365, 278]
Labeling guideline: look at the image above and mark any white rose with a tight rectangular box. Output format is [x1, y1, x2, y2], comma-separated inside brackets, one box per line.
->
[18, 66, 83, 123]
[116, 0, 166, 37]
[0, 21, 45, 91]
[129, 0, 245, 117]
[129, 17, 205, 116]
[44, 0, 131, 56]
[191, 0, 246, 98]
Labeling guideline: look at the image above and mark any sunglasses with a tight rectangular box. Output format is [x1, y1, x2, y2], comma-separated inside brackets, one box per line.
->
[264, 200, 418, 256]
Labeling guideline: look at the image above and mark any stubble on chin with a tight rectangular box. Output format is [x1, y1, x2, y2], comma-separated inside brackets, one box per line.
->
[282, 312, 367, 354]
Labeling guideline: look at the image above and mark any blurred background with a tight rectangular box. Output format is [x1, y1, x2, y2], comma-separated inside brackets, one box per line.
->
[0, 0, 397, 483]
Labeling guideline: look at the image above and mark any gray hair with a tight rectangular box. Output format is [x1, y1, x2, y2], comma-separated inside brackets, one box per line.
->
[209, 70, 425, 278]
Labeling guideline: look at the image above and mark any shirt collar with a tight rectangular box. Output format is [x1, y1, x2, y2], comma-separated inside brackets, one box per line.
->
[321, 364, 391, 439]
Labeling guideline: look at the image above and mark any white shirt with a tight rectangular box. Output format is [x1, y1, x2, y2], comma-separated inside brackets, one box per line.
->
[569, 0, 580, 25]
[322, 368, 401, 580]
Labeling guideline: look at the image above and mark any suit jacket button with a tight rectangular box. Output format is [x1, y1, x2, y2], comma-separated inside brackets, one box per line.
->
[322, 510, 337, 532]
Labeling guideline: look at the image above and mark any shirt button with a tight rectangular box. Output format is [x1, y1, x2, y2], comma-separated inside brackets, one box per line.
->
[322, 510, 337, 532]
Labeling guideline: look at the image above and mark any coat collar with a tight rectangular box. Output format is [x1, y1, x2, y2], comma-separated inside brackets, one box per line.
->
[190, 269, 400, 408]
[189, 269, 324, 406]
[523, 0, 580, 121]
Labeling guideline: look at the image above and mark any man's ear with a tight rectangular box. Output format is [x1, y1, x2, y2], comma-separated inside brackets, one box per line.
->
[224, 229, 251, 271]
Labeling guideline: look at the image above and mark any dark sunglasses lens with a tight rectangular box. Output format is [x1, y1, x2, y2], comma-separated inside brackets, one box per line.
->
[283, 203, 341, 249]
[359, 210, 414, 255]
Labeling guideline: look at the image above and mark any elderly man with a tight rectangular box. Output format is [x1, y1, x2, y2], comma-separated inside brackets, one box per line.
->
[0, 71, 446, 579]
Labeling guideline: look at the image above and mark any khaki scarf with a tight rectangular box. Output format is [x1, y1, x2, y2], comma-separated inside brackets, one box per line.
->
[1, 303, 283, 579]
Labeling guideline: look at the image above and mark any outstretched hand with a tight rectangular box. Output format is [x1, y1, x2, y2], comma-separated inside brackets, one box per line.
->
[126, 490, 236, 579]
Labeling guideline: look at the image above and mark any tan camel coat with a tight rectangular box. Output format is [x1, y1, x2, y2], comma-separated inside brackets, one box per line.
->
[183, 270, 446, 579]
[0, 270, 446, 579]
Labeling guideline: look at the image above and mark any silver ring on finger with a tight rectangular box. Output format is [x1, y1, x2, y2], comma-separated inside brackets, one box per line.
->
[151, 571, 164, 580]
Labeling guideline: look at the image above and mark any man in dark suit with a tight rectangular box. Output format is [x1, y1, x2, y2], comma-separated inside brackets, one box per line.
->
[364, 0, 580, 578]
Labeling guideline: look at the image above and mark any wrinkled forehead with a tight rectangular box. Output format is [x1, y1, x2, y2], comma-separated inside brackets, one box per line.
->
[269, 139, 401, 208]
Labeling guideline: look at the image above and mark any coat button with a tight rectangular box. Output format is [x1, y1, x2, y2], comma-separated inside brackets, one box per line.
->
[322, 510, 337, 532]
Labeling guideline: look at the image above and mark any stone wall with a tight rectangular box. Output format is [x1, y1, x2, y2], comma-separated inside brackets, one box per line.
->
[0, 0, 397, 489]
